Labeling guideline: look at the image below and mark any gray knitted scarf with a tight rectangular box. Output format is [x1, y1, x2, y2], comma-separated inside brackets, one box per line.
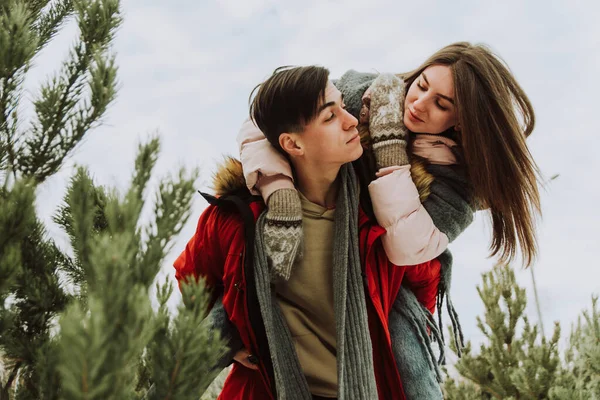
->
[253, 164, 378, 400]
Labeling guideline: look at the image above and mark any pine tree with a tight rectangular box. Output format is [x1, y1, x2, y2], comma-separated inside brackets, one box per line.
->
[1, 1, 225, 398]
[550, 297, 600, 399]
[51, 139, 224, 399]
[443, 265, 600, 399]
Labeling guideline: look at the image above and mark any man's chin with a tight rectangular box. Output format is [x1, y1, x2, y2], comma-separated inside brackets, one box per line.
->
[347, 143, 364, 162]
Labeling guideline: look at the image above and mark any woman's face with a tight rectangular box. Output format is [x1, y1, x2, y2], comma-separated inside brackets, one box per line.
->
[403, 65, 458, 134]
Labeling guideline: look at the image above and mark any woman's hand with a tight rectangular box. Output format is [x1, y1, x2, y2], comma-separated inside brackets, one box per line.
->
[233, 348, 260, 370]
[369, 73, 410, 168]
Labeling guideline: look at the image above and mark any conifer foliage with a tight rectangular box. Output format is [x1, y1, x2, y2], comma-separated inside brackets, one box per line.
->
[444, 265, 600, 400]
[0, 1, 224, 399]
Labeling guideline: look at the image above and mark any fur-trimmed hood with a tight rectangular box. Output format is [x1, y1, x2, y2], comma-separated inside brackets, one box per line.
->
[211, 156, 250, 197]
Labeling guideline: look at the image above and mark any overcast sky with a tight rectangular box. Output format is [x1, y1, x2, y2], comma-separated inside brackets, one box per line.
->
[30, 0, 599, 359]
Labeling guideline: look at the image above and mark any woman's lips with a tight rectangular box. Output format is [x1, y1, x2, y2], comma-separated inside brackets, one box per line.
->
[408, 109, 424, 123]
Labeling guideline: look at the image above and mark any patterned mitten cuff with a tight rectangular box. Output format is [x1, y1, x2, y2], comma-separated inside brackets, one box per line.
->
[264, 188, 303, 281]
[369, 73, 410, 169]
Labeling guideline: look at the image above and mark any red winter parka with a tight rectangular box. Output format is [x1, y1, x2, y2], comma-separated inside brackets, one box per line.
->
[174, 162, 441, 400]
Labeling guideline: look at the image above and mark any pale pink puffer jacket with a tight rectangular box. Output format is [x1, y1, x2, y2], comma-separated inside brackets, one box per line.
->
[237, 119, 459, 265]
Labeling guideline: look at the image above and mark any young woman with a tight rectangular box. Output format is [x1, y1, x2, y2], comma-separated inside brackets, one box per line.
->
[235, 42, 542, 398]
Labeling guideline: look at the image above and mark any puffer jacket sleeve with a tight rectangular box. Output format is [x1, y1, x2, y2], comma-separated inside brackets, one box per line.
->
[368, 165, 449, 265]
[236, 118, 295, 202]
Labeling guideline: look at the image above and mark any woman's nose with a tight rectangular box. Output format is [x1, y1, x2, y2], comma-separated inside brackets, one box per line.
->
[413, 97, 426, 112]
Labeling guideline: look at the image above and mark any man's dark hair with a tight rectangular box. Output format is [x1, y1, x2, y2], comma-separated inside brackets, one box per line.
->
[249, 65, 330, 154]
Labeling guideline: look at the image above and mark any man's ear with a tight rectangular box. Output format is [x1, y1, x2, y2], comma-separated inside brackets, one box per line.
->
[279, 133, 303, 156]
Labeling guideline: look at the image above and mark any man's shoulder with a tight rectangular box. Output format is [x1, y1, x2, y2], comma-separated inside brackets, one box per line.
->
[198, 193, 264, 229]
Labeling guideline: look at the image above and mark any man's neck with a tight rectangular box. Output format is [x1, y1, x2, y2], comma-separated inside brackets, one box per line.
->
[293, 160, 341, 209]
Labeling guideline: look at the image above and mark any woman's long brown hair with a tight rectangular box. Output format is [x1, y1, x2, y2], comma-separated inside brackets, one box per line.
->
[399, 42, 542, 266]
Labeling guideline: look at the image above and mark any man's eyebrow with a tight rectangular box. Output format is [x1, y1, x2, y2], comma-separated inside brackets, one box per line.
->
[317, 93, 344, 114]
[422, 72, 455, 104]
[318, 101, 335, 114]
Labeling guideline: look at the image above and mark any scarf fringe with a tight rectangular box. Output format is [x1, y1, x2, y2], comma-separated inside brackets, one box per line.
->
[436, 278, 465, 360]
[397, 287, 443, 383]
[398, 255, 465, 385]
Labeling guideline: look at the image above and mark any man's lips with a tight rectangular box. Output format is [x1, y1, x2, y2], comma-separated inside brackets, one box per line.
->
[408, 109, 424, 123]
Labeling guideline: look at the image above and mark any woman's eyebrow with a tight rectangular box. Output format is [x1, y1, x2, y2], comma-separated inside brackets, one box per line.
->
[423, 72, 455, 104]
[437, 93, 455, 104]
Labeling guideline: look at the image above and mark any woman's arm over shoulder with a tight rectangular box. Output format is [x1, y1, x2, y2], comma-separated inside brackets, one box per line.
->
[236, 118, 294, 202]
[368, 165, 449, 265]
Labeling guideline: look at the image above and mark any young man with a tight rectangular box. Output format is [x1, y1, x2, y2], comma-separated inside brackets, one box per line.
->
[174, 66, 441, 400]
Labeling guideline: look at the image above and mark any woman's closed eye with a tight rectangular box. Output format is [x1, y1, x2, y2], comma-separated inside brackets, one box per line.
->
[418, 80, 449, 111]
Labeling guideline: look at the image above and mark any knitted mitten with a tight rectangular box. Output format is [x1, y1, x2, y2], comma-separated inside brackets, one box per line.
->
[264, 188, 303, 281]
[369, 73, 410, 169]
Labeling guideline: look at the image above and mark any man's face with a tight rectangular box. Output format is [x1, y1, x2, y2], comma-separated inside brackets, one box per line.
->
[288, 81, 362, 167]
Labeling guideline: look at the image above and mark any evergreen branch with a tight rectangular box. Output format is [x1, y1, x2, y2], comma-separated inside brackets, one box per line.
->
[20, 42, 91, 181]
[0, 2, 39, 176]
[123, 137, 161, 234]
[0, 2, 39, 80]
[137, 166, 198, 287]
[6, 221, 71, 390]
[144, 279, 225, 400]
[54, 167, 97, 282]
[33, 0, 74, 53]
[74, 0, 122, 50]
[4, 360, 21, 394]
[20, 0, 49, 17]
[54, 168, 109, 285]
[166, 358, 182, 400]
[0, 72, 21, 177]
[18, 0, 121, 183]
[445, 266, 600, 399]
[58, 278, 153, 398]
[0, 179, 35, 295]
